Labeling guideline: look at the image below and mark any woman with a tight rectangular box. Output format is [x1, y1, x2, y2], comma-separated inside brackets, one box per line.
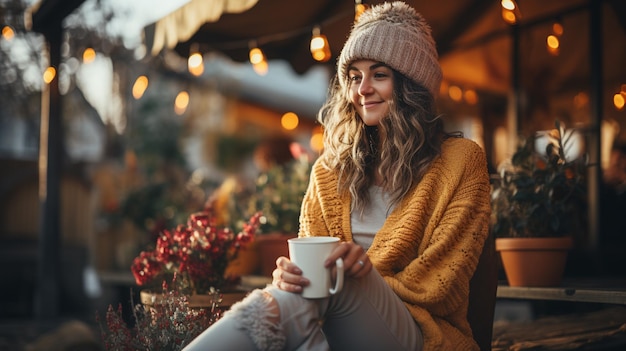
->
[184, 2, 490, 350]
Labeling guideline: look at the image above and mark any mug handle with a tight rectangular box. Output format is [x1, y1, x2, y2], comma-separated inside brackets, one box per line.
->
[329, 258, 344, 295]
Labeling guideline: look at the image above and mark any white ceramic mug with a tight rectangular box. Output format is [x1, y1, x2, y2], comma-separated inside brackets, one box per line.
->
[288, 237, 344, 299]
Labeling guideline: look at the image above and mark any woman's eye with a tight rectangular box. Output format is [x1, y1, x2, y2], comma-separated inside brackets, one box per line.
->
[374, 72, 388, 78]
[349, 75, 361, 82]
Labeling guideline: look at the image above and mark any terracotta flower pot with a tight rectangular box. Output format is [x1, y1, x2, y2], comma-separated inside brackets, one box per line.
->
[496, 236, 573, 287]
[256, 233, 297, 277]
[225, 241, 261, 278]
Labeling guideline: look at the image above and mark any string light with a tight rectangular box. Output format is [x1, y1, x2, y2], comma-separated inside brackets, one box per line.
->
[448, 85, 463, 102]
[501, 0, 516, 11]
[546, 35, 560, 56]
[614, 84, 626, 110]
[249, 47, 264, 65]
[249, 41, 268, 75]
[464, 89, 478, 105]
[501, 0, 521, 25]
[188, 53, 204, 76]
[188, 44, 204, 76]
[164, 7, 354, 66]
[132, 75, 149, 99]
[2, 25, 15, 41]
[43, 66, 56, 84]
[552, 21, 564, 36]
[310, 126, 324, 153]
[546, 20, 563, 56]
[614, 93, 625, 110]
[442, 81, 480, 105]
[174, 91, 190, 115]
[82, 47, 96, 63]
[310, 26, 331, 62]
[281, 112, 299, 130]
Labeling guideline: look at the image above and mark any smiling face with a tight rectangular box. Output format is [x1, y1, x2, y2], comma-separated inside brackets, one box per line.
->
[348, 59, 394, 126]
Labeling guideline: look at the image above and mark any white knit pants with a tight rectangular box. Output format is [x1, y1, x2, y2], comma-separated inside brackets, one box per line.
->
[183, 268, 423, 351]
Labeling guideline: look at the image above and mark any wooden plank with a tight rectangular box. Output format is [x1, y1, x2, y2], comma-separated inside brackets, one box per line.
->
[492, 306, 626, 350]
[497, 285, 626, 305]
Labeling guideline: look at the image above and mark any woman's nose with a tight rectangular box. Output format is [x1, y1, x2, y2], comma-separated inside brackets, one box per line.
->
[358, 79, 373, 96]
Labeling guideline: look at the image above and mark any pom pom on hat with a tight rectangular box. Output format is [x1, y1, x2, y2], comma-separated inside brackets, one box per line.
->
[337, 1, 442, 98]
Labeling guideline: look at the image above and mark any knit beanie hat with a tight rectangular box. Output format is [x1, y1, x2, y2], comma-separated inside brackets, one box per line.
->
[337, 1, 442, 98]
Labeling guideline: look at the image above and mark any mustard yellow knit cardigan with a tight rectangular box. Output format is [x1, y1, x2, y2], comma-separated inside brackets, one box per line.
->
[298, 137, 491, 351]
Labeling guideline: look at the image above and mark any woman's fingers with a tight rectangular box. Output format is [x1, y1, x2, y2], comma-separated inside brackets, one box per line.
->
[350, 254, 371, 278]
[326, 242, 372, 278]
[272, 256, 309, 292]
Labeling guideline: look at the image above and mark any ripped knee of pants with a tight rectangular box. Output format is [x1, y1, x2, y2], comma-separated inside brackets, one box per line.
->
[225, 289, 286, 350]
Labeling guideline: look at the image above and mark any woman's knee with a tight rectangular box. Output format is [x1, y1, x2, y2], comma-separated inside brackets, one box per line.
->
[224, 289, 286, 350]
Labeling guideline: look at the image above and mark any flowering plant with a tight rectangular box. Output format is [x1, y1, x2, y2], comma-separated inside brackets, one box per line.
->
[131, 207, 262, 294]
[491, 120, 587, 238]
[97, 279, 222, 351]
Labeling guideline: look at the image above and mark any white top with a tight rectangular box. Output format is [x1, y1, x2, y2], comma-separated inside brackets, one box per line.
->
[351, 186, 395, 251]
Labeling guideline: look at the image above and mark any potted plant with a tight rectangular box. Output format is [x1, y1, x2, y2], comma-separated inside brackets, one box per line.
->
[490, 120, 587, 287]
[246, 153, 313, 277]
[130, 206, 262, 304]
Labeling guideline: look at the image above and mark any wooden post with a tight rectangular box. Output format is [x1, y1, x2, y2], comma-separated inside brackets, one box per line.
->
[587, 0, 603, 260]
[506, 23, 521, 152]
[35, 24, 63, 321]
[31, 0, 87, 322]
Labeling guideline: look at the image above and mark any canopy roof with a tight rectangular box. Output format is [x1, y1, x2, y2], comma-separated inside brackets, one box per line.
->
[145, 0, 626, 96]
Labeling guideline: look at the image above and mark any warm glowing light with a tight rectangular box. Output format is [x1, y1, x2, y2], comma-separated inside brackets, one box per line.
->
[83, 48, 96, 64]
[449, 85, 463, 102]
[253, 60, 268, 76]
[132, 75, 149, 99]
[310, 127, 324, 152]
[249, 46, 268, 75]
[502, 9, 517, 24]
[281, 112, 299, 130]
[310, 37, 325, 51]
[501, 0, 516, 11]
[501, 0, 520, 24]
[249, 47, 265, 65]
[621, 84, 626, 93]
[2, 26, 15, 41]
[310, 27, 331, 62]
[614, 93, 625, 110]
[188, 52, 203, 67]
[188, 52, 204, 76]
[354, 2, 370, 21]
[547, 35, 559, 49]
[43, 66, 56, 84]
[547, 35, 560, 55]
[174, 91, 190, 115]
[552, 22, 564, 36]
[464, 89, 478, 105]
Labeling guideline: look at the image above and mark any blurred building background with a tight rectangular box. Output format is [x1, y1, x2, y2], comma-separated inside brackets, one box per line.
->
[0, 0, 625, 349]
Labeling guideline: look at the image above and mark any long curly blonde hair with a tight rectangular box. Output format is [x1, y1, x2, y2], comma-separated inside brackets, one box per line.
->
[318, 70, 459, 214]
